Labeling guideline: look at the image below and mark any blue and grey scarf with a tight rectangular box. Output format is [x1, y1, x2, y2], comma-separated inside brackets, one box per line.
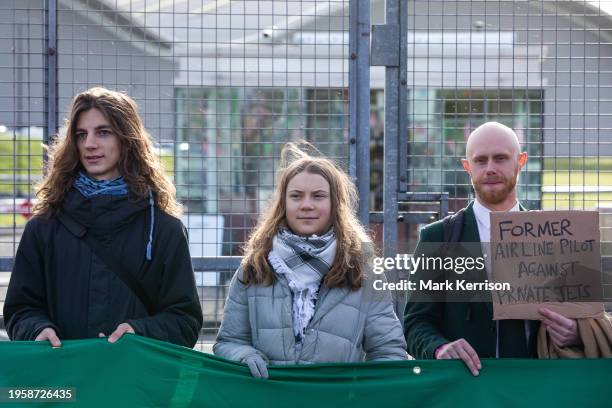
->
[74, 172, 129, 197]
[73, 172, 155, 261]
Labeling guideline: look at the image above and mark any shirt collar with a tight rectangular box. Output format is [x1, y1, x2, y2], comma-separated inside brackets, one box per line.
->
[473, 198, 520, 230]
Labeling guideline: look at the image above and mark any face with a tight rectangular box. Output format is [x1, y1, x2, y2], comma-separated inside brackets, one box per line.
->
[285, 171, 332, 236]
[75, 108, 121, 180]
[462, 129, 527, 208]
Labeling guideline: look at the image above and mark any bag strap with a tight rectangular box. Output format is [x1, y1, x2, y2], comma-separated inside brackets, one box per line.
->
[439, 207, 466, 259]
[57, 212, 156, 315]
[442, 207, 466, 243]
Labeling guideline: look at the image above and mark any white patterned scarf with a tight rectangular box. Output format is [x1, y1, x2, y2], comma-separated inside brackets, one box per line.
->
[267, 228, 337, 339]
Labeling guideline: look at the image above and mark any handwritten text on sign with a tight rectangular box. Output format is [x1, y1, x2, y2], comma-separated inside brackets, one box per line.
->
[490, 211, 604, 320]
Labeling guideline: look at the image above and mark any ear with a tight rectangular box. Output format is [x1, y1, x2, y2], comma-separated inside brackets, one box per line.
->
[518, 152, 528, 169]
[461, 158, 470, 173]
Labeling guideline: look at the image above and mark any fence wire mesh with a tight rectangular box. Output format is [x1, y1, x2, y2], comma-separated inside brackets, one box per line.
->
[388, 1, 612, 306]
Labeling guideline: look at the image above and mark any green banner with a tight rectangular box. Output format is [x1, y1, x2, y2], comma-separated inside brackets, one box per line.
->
[0, 335, 608, 407]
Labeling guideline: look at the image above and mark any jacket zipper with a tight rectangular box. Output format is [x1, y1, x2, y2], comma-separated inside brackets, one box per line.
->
[294, 339, 303, 364]
[292, 283, 325, 364]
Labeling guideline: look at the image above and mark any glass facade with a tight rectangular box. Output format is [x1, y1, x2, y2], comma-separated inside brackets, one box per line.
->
[369, 88, 544, 212]
[176, 86, 543, 254]
[175, 87, 349, 255]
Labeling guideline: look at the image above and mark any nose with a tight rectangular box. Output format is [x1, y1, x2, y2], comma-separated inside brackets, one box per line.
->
[485, 161, 497, 175]
[83, 133, 98, 149]
[299, 198, 314, 210]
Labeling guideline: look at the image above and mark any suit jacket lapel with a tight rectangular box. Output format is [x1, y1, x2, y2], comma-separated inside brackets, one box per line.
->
[462, 202, 481, 243]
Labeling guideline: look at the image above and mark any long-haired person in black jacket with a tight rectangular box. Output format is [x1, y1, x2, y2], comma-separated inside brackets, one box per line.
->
[3, 87, 202, 348]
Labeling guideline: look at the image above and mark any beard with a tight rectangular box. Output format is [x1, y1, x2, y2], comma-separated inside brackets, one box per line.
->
[472, 174, 518, 205]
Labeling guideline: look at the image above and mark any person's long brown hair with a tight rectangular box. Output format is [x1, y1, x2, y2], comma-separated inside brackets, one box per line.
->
[240, 141, 372, 290]
[33, 87, 181, 217]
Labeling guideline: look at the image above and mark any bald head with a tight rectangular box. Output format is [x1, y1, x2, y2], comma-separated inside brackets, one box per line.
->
[462, 121, 527, 211]
[465, 122, 521, 160]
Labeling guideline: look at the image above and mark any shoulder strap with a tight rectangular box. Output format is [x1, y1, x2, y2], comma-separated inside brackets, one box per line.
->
[442, 207, 466, 243]
[57, 212, 156, 315]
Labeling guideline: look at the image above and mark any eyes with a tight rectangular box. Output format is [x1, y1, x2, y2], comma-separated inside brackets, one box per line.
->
[289, 192, 329, 200]
[75, 128, 114, 140]
[474, 155, 508, 164]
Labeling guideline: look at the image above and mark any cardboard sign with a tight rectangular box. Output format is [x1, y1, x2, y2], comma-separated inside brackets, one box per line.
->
[490, 211, 604, 320]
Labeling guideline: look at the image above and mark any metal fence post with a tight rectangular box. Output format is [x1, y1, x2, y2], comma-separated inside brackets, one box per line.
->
[44, 0, 58, 161]
[349, 0, 371, 227]
[379, 0, 407, 321]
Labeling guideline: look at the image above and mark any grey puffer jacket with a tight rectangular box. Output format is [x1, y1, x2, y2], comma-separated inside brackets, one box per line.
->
[214, 268, 407, 365]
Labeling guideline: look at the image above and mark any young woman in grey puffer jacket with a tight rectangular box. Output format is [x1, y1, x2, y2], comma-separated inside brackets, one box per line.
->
[214, 142, 407, 378]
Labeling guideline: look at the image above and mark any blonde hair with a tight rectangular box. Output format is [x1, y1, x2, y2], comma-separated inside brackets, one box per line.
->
[240, 141, 372, 290]
[34, 87, 181, 218]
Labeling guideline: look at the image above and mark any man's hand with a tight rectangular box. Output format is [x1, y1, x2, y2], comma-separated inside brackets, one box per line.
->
[35, 327, 61, 348]
[106, 323, 135, 344]
[435, 338, 481, 376]
[539, 308, 580, 347]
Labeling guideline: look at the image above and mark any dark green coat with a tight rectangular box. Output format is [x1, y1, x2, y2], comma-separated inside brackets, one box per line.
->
[403, 201, 539, 359]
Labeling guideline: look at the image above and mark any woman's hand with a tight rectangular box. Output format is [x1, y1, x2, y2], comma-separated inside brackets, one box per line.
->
[35, 327, 62, 347]
[242, 353, 269, 379]
[98, 323, 135, 343]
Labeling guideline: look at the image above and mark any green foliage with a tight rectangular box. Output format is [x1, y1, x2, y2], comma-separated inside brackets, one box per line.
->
[543, 157, 612, 171]
[0, 133, 44, 196]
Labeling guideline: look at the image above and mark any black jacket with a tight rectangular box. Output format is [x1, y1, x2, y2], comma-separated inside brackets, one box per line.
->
[3, 188, 203, 348]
